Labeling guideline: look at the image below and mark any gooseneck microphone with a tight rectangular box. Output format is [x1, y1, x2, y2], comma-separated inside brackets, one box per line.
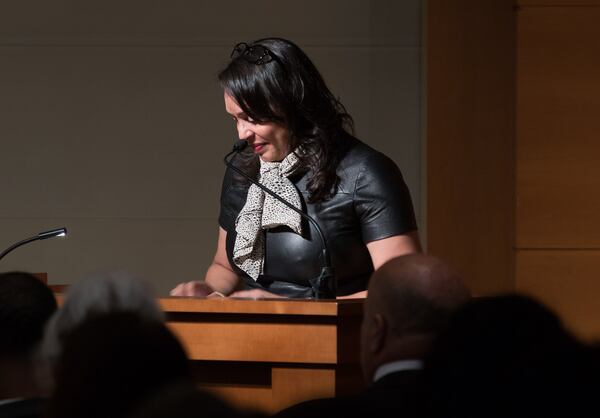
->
[0, 227, 68, 262]
[224, 141, 336, 299]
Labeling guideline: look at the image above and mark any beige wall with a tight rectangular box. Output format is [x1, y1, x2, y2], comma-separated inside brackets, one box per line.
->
[0, 1, 424, 294]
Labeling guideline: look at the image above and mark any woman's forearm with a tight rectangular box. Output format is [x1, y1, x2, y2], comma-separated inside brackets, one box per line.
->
[204, 262, 241, 295]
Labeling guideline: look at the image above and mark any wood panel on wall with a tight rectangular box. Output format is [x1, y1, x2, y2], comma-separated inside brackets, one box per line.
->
[429, 0, 600, 338]
[516, 251, 600, 339]
[517, 5, 600, 248]
[516, 2, 600, 339]
[427, 0, 516, 295]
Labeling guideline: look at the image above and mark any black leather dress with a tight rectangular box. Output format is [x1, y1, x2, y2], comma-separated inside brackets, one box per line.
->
[219, 135, 417, 298]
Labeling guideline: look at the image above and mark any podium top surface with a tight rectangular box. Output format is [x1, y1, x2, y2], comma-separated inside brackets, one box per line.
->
[54, 293, 364, 317]
[159, 297, 364, 317]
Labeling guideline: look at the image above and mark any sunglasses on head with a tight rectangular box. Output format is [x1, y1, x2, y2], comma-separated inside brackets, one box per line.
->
[230, 42, 275, 65]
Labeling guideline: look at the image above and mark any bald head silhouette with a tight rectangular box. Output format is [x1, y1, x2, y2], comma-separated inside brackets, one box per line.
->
[360, 254, 470, 382]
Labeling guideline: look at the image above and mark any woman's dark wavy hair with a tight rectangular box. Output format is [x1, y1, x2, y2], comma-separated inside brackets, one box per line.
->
[218, 37, 354, 203]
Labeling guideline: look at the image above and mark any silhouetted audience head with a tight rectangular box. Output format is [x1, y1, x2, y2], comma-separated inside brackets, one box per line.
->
[274, 255, 470, 418]
[45, 312, 190, 418]
[37, 271, 163, 395]
[0, 271, 57, 400]
[361, 254, 470, 382]
[425, 294, 589, 418]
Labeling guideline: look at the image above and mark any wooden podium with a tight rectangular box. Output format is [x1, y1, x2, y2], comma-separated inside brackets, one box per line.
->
[160, 297, 365, 413]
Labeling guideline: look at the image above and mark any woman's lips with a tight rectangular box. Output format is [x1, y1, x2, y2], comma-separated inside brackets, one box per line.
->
[252, 143, 266, 153]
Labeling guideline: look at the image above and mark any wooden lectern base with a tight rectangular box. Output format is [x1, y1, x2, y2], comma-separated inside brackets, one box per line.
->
[160, 297, 365, 414]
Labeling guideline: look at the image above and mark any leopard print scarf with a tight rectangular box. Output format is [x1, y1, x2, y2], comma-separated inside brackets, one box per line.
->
[233, 151, 303, 280]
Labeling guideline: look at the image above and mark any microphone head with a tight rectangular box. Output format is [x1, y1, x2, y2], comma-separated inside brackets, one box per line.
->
[38, 227, 67, 240]
[233, 140, 248, 152]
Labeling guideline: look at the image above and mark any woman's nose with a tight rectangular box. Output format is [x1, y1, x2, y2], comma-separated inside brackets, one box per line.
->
[236, 120, 252, 140]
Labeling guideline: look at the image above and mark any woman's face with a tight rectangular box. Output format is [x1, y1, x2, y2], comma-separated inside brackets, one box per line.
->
[224, 92, 290, 162]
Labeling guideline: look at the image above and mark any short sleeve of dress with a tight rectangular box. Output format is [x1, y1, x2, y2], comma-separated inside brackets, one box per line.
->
[354, 151, 418, 243]
[218, 166, 248, 232]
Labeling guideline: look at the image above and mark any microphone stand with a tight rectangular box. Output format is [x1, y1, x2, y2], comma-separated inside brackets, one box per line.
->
[224, 142, 336, 299]
[0, 227, 68, 262]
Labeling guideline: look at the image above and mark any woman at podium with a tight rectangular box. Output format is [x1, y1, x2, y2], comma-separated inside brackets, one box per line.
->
[171, 38, 420, 299]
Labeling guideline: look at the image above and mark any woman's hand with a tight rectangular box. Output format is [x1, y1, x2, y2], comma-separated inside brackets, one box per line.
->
[169, 281, 214, 298]
[228, 289, 284, 299]
[170, 227, 242, 298]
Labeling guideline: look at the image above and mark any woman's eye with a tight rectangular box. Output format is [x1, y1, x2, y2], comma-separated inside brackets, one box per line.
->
[231, 114, 256, 125]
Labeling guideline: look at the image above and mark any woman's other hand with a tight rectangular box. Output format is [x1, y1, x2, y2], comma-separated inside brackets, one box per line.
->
[228, 289, 284, 299]
[169, 281, 214, 298]
[171, 228, 241, 298]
